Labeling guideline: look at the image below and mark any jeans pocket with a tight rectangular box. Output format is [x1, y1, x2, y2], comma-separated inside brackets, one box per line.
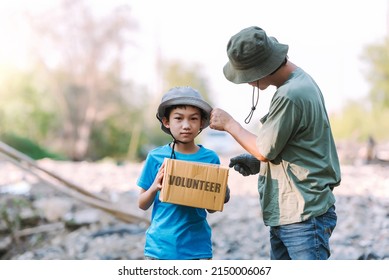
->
[323, 206, 337, 236]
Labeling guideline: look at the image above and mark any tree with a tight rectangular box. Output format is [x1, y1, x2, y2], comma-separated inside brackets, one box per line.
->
[331, 36, 389, 142]
[28, 0, 137, 160]
[361, 37, 389, 109]
[0, 69, 58, 143]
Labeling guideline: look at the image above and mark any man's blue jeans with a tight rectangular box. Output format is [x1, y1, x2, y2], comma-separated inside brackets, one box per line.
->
[269, 206, 337, 260]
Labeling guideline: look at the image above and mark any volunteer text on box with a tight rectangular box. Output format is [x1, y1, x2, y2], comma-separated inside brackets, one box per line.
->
[160, 159, 229, 211]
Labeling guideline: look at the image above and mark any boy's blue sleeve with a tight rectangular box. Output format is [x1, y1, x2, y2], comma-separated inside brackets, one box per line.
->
[137, 155, 159, 190]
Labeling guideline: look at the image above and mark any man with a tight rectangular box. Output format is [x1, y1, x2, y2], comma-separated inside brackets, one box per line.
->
[210, 26, 341, 260]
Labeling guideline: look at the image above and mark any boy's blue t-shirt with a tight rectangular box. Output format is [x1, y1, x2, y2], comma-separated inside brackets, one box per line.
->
[137, 144, 220, 260]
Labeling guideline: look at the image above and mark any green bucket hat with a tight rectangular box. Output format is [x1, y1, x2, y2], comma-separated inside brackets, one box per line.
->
[156, 86, 212, 134]
[223, 26, 289, 84]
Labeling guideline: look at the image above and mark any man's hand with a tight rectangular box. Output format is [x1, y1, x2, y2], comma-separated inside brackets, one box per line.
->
[210, 108, 235, 131]
[229, 154, 260, 176]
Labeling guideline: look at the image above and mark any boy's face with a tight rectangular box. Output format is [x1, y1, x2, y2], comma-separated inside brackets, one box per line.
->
[162, 105, 203, 143]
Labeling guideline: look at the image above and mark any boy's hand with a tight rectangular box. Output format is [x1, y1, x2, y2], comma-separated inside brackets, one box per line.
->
[224, 186, 230, 203]
[207, 185, 230, 213]
[151, 162, 165, 192]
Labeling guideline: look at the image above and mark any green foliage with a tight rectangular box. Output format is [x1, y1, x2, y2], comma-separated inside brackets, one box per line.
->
[88, 114, 132, 161]
[330, 100, 389, 142]
[138, 125, 171, 160]
[86, 90, 171, 161]
[0, 61, 210, 162]
[361, 38, 389, 109]
[331, 100, 367, 140]
[0, 4, 213, 163]
[0, 69, 62, 161]
[0, 133, 65, 160]
[26, 0, 137, 161]
[0, 70, 58, 141]
[332, 36, 389, 143]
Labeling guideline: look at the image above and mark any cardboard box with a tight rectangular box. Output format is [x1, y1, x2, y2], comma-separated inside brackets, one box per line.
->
[160, 158, 229, 211]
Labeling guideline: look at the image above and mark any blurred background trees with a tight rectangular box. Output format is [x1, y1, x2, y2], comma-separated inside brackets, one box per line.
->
[0, 0, 214, 162]
[0, 0, 388, 162]
[331, 36, 389, 142]
[27, 0, 139, 161]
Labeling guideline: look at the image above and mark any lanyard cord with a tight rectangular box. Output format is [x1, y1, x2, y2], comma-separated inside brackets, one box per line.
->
[244, 84, 259, 124]
[170, 140, 177, 159]
[169, 128, 203, 159]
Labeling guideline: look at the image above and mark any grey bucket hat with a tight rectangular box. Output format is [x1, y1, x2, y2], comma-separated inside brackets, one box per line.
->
[223, 26, 289, 84]
[156, 86, 213, 134]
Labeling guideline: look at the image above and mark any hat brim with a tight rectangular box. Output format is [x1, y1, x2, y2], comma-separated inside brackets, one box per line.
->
[223, 42, 289, 84]
[157, 97, 213, 134]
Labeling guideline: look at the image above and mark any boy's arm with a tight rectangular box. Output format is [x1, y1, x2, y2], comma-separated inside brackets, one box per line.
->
[138, 164, 164, 210]
[138, 187, 159, 210]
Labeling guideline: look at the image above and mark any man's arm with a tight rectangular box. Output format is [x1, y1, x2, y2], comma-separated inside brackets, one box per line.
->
[210, 108, 268, 162]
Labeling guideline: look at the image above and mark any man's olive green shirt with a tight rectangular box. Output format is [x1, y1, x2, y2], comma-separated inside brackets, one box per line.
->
[256, 68, 341, 226]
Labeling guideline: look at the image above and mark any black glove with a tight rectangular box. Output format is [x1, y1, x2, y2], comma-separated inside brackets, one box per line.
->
[229, 154, 260, 176]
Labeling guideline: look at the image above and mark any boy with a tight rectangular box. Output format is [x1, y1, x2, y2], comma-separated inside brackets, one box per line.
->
[137, 86, 230, 260]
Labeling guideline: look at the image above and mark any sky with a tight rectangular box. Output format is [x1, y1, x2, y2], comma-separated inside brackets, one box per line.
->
[1, 0, 388, 125]
[129, 0, 389, 122]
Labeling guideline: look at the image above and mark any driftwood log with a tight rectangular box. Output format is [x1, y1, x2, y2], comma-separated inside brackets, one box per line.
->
[0, 141, 149, 225]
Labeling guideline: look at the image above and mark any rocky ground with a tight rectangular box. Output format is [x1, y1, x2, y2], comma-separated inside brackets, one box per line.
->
[0, 155, 389, 260]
